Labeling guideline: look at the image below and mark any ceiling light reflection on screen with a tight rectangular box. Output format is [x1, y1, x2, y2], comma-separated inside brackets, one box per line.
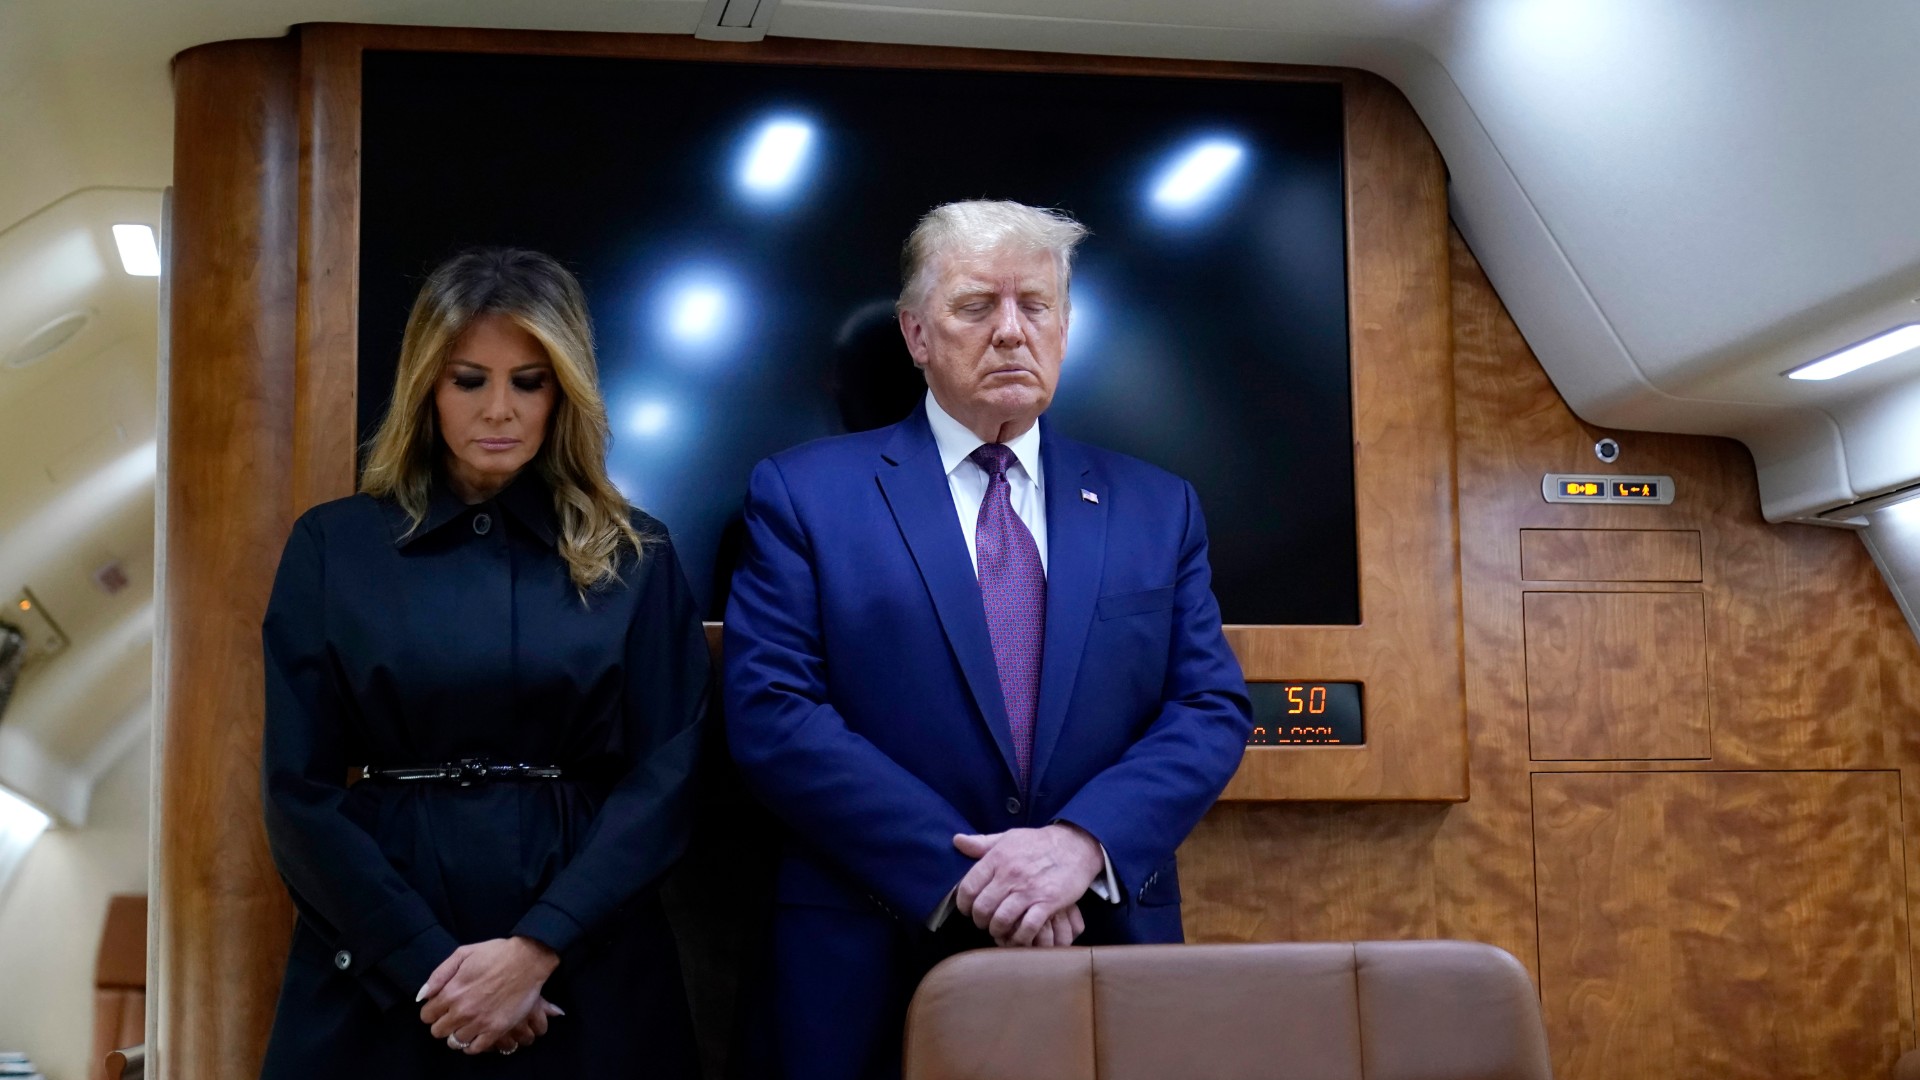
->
[630, 400, 671, 437]
[671, 286, 725, 341]
[1151, 139, 1247, 214]
[739, 118, 815, 198]
[1063, 285, 1096, 362]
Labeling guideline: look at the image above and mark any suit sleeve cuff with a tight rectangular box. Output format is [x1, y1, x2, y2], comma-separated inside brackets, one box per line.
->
[512, 900, 587, 957]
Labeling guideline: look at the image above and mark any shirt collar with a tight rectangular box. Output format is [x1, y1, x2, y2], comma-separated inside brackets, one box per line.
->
[389, 467, 560, 549]
[924, 390, 1044, 490]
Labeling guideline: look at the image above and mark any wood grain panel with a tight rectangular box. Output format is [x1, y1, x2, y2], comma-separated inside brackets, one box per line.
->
[1523, 592, 1711, 761]
[1183, 803, 1444, 945]
[1707, 520, 1886, 769]
[157, 37, 300, 1080]
[1533, 771, 1907, 1080]
[1520, 529, 1703, 583]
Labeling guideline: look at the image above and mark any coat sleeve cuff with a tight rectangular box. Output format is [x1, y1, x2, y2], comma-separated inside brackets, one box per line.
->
[366, 923, 461, 1014]
[512, 900, 587, 957]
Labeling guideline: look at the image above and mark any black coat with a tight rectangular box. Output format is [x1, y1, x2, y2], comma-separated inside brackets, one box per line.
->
[258, 474, 706, 1078]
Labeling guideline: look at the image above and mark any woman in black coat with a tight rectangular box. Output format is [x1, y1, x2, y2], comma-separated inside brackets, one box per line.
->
[258, 249, 705, 1076]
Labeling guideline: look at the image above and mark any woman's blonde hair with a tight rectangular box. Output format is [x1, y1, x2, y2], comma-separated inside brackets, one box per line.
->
[361, 248, 643, 591]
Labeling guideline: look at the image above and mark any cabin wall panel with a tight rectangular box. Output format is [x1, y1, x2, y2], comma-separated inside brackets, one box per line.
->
[1521, 590, 1712, 761]
[1185, 229, 1920, 1076]
[1518, 528, 1704, 583]
[1532, 770, 1907, 1080]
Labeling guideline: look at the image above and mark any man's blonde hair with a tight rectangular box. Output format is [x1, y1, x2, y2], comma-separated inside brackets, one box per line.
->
[896, 200, 1089, 315]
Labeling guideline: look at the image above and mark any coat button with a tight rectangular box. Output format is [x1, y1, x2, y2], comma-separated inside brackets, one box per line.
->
[472, 513, 492, 536]
[1005, 796, 1022, 815]
[333, 950, 352, 970]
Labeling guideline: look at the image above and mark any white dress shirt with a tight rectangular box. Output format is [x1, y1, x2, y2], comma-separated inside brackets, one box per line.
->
[921, 391, 1119, 929]
[924, 390, 1049, 574]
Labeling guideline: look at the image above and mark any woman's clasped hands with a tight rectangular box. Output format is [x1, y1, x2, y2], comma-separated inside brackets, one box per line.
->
[417, 936, 563, 1055]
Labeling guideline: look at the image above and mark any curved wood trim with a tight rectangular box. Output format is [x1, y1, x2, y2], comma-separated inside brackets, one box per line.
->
[156, 36, 300, 1080]
[294, 26, 363, 508]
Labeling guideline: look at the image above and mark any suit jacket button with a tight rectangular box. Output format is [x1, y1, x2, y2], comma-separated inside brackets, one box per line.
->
[333, 950, 352, 970]
[1005, 796, 1022, 815]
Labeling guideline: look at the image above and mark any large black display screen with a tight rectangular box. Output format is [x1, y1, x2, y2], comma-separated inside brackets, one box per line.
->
[360, 51, 1357, 624]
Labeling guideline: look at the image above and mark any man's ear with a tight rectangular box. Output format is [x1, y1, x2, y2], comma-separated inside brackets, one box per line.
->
[898, 309, 930, 369]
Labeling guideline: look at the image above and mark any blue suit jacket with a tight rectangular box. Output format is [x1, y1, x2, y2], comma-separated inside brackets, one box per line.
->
[723, 405, 1252, 940]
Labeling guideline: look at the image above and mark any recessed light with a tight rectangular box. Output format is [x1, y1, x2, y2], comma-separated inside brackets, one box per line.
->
[1786, 324, 1920, 381]
[111, 223, 160, 277]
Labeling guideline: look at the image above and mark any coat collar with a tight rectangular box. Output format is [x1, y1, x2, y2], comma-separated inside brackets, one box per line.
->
[386, 467, 560, 549]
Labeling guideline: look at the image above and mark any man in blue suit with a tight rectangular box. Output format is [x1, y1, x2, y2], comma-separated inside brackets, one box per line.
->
[724, 200, 1252, 1080]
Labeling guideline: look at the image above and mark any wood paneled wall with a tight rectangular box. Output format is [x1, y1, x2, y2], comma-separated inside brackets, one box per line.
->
[155, 24, 1920, 1080]
[1181, 232, 1920, 1080]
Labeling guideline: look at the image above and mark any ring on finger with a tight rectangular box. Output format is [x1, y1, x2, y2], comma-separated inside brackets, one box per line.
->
[500, 1046, 517, 1056]
[446, 1035, 469, 1051]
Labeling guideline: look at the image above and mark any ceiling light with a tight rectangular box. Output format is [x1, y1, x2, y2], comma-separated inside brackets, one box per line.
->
[739, 119, 815, 198]
[111, 224, 160, 277]
[1152, 139, 1247, 213]
[1786, 324, 1920, 381]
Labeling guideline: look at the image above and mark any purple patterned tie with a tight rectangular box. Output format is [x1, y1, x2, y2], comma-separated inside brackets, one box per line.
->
[969, 443, 1045, 790]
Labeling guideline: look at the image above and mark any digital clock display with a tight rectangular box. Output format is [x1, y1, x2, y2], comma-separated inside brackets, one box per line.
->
[1245, 682, 1365, 746]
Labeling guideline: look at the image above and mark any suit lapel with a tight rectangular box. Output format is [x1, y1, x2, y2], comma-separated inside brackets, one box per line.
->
[875, 408, 1022, 786]
[1031, 422, 1105, 792]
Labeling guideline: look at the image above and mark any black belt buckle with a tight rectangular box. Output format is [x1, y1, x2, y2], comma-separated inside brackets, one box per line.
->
[455, 757, 489, 787]
[360, 759, 564, 784]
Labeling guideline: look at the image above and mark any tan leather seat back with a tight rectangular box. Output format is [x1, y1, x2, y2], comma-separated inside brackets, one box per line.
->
[92, 894, 147, 1080]
[903, 949, 1095, 1080]
[904, 941, 1552, 1080]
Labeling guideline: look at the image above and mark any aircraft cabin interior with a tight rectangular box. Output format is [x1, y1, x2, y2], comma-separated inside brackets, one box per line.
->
[1, 2, 1918, 1078]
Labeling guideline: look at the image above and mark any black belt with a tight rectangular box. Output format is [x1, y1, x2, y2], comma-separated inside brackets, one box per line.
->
[361, 758, 566, 786]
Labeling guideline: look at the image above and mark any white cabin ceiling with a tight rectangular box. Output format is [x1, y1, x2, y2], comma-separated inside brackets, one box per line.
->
[3, 0, 1917, 805]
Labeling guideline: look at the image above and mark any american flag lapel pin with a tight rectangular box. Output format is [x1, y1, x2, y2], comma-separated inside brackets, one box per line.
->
[1080, 488, 1099, 504]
